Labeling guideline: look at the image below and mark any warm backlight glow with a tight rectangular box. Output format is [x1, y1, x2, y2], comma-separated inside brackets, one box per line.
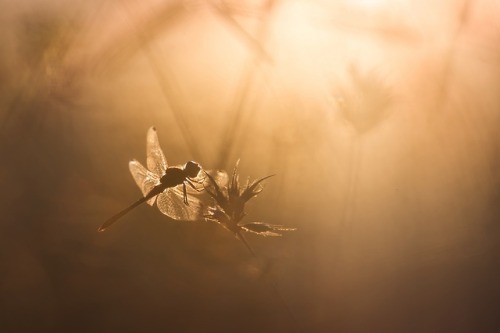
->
[1, 0, 500, 332]
[354, 0, 384, 8]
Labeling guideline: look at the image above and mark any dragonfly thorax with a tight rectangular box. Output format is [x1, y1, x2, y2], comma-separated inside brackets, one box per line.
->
[160, 167, 188, 187]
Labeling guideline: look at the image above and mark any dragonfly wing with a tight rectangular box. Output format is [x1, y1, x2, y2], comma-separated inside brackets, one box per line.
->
[129, 159, 161, 206]
[156, 186, 205, 221]
[146, 127, 168, 176]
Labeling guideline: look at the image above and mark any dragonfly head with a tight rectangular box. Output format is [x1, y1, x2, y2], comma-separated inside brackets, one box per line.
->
[184, 161, 202, 178]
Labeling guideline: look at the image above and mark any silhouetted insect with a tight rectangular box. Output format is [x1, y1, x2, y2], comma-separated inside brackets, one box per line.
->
[98, 127, 205, 232]
[204, 161, 295, 255]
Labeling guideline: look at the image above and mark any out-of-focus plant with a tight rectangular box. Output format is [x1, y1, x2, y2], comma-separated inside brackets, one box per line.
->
[18, 12, 82, 106]
[334, 65, 392, 135]
[331, 65, 393, 236]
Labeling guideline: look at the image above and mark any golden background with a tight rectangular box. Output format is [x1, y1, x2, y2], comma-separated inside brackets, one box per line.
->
[1, 0, 499, 332]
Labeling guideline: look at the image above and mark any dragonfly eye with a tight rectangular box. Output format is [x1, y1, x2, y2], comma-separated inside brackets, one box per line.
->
[185, 161, 202, 178]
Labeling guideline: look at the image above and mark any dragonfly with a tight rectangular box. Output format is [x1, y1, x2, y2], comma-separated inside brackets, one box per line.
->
[98, 127, 206, 232]
[203, 161, 296, 255]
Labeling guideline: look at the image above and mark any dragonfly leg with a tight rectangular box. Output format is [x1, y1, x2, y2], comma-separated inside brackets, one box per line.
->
[183, 183, 189, 205]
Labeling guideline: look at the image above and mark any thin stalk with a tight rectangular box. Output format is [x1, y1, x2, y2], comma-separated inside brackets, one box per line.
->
[119, 0, 201, 160]
[234, 230, 304, 333]
[216, 2, 276, 167]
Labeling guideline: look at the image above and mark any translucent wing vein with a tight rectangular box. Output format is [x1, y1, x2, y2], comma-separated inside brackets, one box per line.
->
[129, 159, 160, 206]
[156, 186, 205, 221]
[146, 126, 168, 176]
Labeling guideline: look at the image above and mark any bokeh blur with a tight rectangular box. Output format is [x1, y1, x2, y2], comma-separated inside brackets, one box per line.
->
[1, 0, 500, 332]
